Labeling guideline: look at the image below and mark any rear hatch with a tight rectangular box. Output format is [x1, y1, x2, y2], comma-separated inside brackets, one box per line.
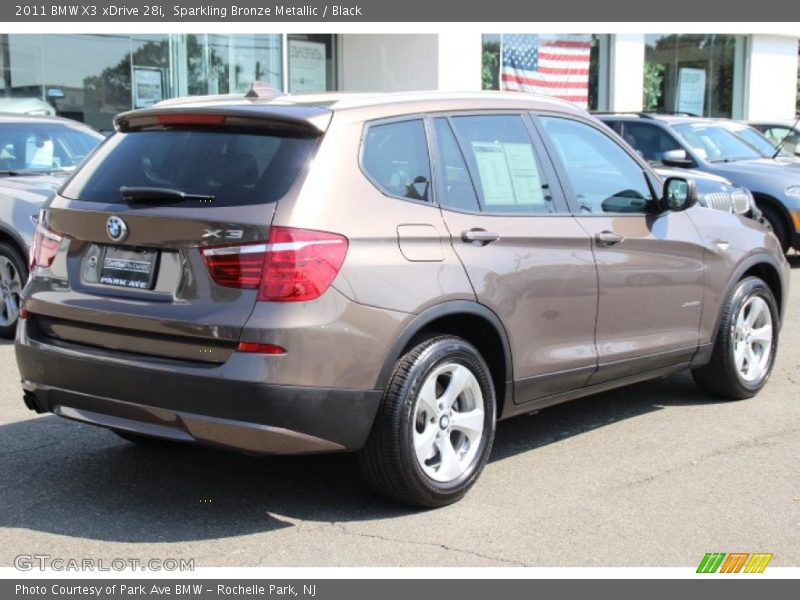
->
[25, 106, 329, 364]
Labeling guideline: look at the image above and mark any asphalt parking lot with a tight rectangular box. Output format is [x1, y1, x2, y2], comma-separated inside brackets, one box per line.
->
[1, 258, 799, 568]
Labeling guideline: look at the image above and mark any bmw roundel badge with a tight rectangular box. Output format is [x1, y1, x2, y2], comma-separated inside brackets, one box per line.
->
[106, 216, 128, 242]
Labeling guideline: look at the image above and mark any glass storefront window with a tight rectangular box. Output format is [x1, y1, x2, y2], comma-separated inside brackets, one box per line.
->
[130, 34, 170, 109]
[0, 35, 44, 104]
[0, 34, 285, 131]
[180, 34, 283, 97]
[644, 34, 746, 118]
[481, 34, 607, 111]
[40, 35, 133, 130]
[287, 34, 337, 93]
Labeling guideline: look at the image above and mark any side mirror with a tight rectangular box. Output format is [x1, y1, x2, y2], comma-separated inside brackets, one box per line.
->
[660, 177, 698, 212]
[661, 148, 694, 168]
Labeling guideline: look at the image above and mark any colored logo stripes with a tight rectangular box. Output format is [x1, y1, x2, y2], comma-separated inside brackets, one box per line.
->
[697, 552, 773, 573]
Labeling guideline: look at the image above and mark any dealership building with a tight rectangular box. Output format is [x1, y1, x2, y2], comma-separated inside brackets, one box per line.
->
[1, 33, 798, 130]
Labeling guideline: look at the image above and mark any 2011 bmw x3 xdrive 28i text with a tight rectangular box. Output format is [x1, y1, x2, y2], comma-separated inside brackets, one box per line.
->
[16, 89, 788, 507]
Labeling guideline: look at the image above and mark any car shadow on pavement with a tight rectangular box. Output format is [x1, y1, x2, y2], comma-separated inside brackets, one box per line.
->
[0, 369, 730, 545]
[491, 370, 712, 461]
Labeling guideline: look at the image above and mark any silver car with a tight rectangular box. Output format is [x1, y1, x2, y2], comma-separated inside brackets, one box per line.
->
[0, 113, 104, 336]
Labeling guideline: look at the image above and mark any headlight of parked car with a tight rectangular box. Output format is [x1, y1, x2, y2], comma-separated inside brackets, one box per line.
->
[785, 185, 800, 199]
[731, 188, 752, 215]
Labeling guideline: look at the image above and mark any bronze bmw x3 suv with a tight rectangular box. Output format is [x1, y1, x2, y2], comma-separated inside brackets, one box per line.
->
[15, 89, 788, 507]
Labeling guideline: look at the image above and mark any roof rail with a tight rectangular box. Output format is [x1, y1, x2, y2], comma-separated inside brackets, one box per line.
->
[590, 111, 656, 119]
[591, 110, 704, 118]
[653, 110, 700, 117]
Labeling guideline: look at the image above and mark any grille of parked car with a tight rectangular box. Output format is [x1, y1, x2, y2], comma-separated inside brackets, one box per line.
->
[703, 192, 734, 213]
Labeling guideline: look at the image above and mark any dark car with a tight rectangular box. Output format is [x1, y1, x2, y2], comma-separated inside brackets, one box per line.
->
[597, 113, 800, 252]
[0, 113, 104, 337]
[16, 90, 788, 507]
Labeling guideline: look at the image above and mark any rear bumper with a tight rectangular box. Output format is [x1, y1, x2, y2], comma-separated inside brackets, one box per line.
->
[15, 319, 382, 455]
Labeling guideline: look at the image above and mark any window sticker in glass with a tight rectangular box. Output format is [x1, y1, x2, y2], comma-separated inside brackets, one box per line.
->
[450, 115, 551, 213]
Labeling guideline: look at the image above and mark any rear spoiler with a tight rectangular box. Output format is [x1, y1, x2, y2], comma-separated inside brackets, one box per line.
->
[114, 104, 332, 136]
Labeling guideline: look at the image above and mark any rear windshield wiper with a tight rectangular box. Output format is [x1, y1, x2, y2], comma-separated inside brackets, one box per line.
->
[119, 186, 215, 203]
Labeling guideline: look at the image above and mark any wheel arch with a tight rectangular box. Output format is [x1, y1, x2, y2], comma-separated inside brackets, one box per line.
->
[0, 225, 28, 259]
[712, 254, 786, 343]
[376, 301, 514, 419]
[751, 192, 793, 244]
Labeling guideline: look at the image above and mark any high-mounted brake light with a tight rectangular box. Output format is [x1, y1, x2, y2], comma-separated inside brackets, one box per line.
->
[157, 114, 227, 126]
[29, 213, 63, 270]
[201, 227, 348, 302]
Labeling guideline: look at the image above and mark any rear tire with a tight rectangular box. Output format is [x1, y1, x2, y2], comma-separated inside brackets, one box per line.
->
[358, 336, 496, 508]
[0, 242, 27, 339]
[759, 204, 790, 253]
[692, 277, 778, 399]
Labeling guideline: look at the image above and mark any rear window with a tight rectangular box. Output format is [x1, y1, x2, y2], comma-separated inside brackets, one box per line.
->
[0, 122, 103, 173]
[60, 129, 319, 207]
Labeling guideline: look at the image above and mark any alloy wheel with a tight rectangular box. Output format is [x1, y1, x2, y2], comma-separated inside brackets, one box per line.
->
[412, 362, 485, 483]
[0, 255, 22, 327]
[733, 295, 773, 383]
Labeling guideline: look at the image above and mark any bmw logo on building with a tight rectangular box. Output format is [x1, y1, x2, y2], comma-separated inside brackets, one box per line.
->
[106, 216, 128, 242]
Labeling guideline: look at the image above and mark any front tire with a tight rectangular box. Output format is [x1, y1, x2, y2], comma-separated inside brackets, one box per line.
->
[692, 277, 779, 399]
[358, 336, 497, 508]
[0, 242, 27, 339]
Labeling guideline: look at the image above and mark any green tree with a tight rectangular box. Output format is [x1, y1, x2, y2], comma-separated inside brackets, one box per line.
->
[643, 60, 666, 112]
[482, 41, 500, 90]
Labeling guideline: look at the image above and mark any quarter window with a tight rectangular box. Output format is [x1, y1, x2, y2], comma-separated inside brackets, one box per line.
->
[540, 117, 655, 214]
[362, 120, 431, 201]
[448, 114, 554, 214]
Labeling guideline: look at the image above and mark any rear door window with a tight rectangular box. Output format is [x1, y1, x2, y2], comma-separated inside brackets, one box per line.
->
[60, 129, 319, 207]
[448, 114, 554, 214]
[432, 118, 480, 212]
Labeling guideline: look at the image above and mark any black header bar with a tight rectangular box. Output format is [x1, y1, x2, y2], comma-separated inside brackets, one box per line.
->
[3, 0, 800, 22]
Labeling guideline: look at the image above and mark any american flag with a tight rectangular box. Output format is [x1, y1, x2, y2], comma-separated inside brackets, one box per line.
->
[500, 34, 592, 108]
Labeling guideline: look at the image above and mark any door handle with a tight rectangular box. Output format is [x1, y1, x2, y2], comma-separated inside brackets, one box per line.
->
[461, 228, 500, 245]
[594, 230, 625, 246]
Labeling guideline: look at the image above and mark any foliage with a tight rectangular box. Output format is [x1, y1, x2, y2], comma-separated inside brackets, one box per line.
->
[642, 60, 665, 112]
[482, 41, 500, 90]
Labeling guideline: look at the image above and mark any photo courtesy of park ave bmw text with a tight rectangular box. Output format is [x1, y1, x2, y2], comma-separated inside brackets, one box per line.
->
[0, 0, 798, 595]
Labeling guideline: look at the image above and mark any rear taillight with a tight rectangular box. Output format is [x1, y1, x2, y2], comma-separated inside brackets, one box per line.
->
[237, 342, 287, 355]
[201, 227, 348, 302]
[29, 214, 63, 269]
[260, 227, 348, 302]
[201, 244, 266, 289]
